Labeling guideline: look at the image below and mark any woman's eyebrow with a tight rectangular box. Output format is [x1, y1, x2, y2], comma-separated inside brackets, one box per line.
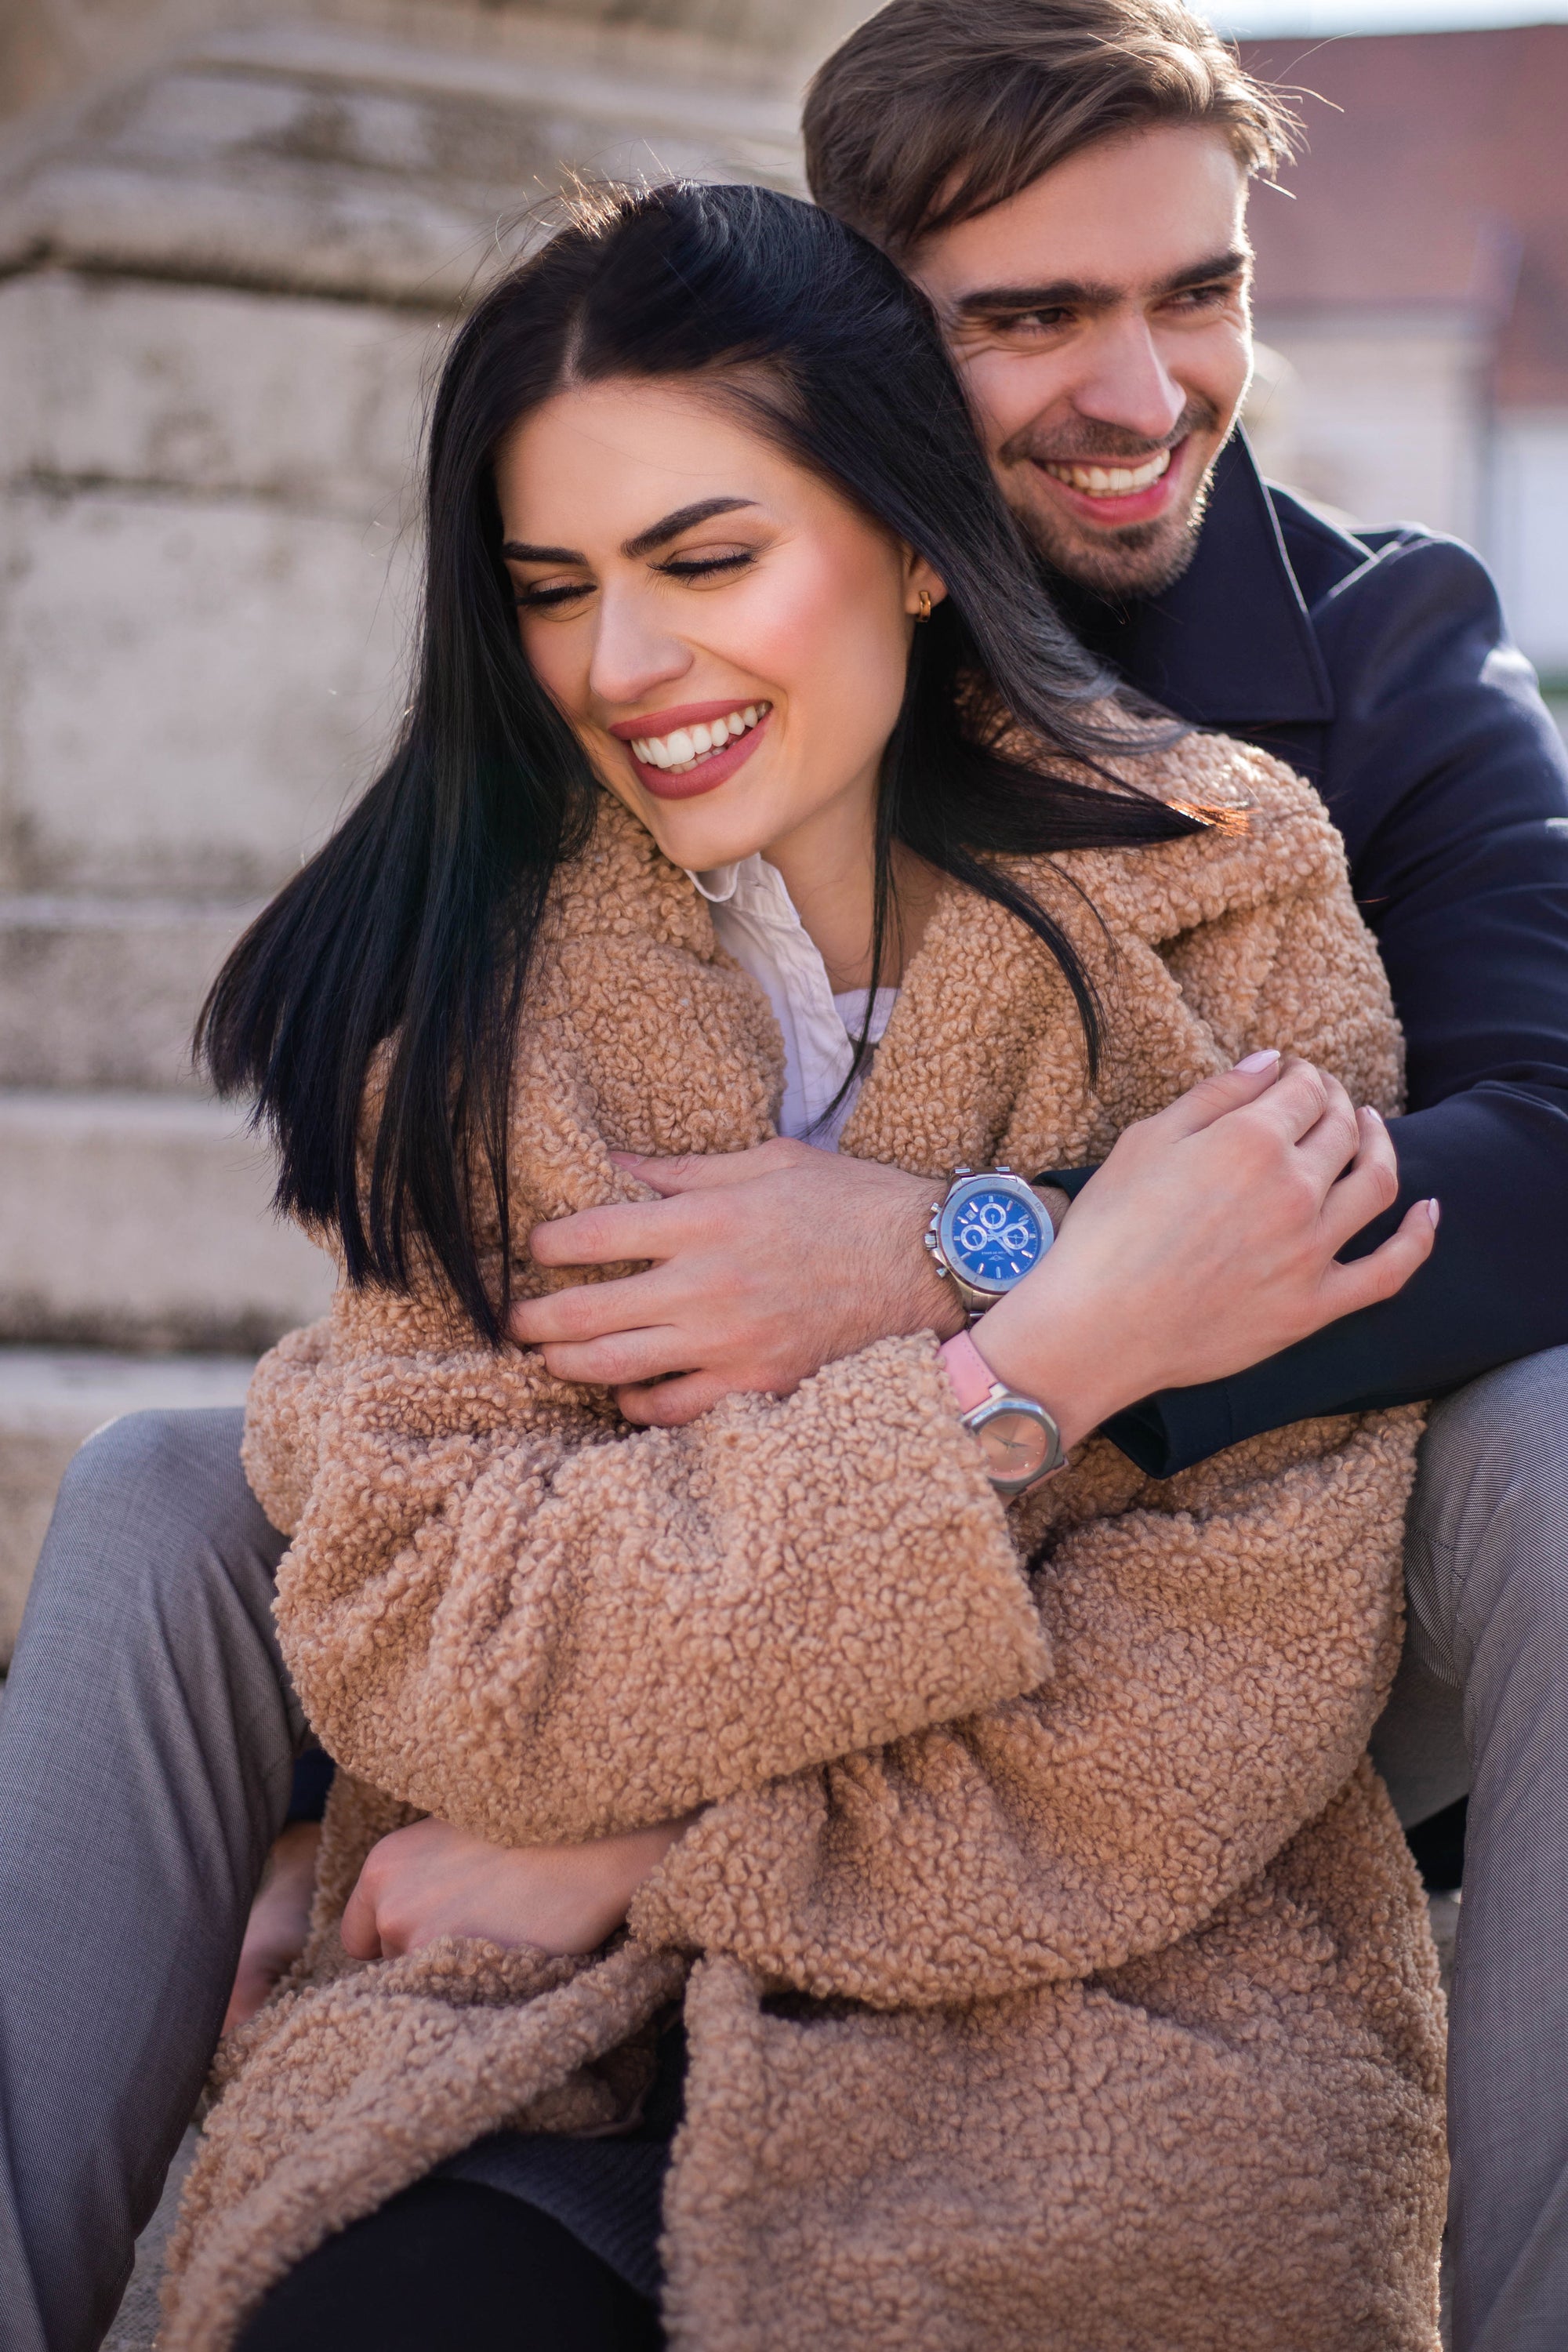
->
[501, 497, 757, 568]
[622, 496, 757, 560]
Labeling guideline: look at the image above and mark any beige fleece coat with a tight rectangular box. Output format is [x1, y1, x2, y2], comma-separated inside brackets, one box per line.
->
[164, 731, 1445, 2351]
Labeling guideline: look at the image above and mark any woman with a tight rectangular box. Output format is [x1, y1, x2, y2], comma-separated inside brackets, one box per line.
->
[167, 183, 1443, 2350]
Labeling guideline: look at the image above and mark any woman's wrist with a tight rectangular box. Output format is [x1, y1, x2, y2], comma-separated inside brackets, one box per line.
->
[959, 1259, 1150, 1454]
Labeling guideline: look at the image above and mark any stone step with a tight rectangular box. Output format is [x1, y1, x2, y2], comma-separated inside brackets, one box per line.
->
[0, 1348, 256, 1658]
[0, 1090, 335, 1351]
[0, 479, 409, 898]
[0, 896, 260, 1091]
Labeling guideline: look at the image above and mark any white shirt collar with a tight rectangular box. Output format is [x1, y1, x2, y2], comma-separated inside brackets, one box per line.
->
[683, 855, 895, 1148]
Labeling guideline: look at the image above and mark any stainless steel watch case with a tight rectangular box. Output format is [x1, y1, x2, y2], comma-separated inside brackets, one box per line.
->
[924, 1164, 1053, 1320]
[960, 1385, 1067, 1498]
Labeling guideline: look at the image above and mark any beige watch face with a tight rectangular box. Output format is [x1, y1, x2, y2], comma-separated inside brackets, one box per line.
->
[975, 1406, 1051, 1485]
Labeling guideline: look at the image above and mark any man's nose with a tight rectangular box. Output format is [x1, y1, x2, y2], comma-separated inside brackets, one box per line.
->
[587, 583, 691, 710]
[1066, 313, 1187, 444]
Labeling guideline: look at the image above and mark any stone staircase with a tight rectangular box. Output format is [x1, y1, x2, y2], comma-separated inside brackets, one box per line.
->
[0, 0, 838, 1651]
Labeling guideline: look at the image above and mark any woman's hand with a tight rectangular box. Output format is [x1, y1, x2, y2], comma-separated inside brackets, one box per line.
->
[224, 1820, 322, 2031]
[973, 1051, 1437, 1449]
[340, 1815, 692, 1962]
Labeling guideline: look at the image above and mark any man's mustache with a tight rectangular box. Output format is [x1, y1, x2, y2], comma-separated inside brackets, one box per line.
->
[1000, 397, 1222, 470]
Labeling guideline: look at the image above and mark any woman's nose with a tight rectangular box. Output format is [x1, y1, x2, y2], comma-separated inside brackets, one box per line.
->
[587, 584, 692, 713]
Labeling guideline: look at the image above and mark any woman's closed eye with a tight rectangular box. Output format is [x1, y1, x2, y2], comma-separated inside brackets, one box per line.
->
[513, 543, 760, 611]
[655, 545, 757, 583]
[514, 575, 593, 610]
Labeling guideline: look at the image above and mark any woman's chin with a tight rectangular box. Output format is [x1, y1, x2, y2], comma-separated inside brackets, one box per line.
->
[600, 771, 779, 878]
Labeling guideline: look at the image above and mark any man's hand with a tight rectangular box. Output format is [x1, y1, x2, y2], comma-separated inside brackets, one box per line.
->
[223, 1820, 321, 2031]
[510, 1138, 970, 1426]
[340, 1815, 690, 1963]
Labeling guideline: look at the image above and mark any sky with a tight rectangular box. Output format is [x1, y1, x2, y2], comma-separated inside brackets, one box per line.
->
[1207, 0, 1568, 33]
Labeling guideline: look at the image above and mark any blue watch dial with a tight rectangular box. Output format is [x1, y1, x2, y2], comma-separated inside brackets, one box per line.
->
[943, 1182, 1047, 1289]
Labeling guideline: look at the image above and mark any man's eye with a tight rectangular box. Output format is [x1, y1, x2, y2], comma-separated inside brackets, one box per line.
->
[1166, 283, 1234, 314]
[514, 579, 593, 609]
[993, 309, 1071, 336]
[656, 550, 756, 582]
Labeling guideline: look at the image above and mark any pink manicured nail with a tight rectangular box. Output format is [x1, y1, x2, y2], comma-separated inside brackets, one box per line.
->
[1426, 1198, 1441, 1229]
[1234, 1048, 1281, 1073]
[1363, 1105, 1385, 1125]
[608, 1150, 644, 1167]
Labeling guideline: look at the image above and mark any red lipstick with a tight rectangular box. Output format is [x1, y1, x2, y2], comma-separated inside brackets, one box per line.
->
[608, 699, 773, 803]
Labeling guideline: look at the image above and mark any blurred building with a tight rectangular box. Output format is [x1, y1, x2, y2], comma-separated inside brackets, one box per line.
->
[0, 0, 869, 1646]
[1240, 24, 1568, 678]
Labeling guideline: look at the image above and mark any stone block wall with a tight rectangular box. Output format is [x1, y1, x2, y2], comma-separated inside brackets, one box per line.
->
[0, 0, 847, 1646]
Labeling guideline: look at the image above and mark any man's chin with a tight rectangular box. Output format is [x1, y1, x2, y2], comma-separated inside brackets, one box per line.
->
[1015, 502, 1203, 601]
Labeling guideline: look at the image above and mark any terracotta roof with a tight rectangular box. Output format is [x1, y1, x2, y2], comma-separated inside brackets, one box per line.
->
[1238, 24, 1568, 405]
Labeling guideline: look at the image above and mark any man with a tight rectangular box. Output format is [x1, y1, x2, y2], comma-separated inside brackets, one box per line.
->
[513, 11, 1568, 2347]
[1, 4, 1563, 2348]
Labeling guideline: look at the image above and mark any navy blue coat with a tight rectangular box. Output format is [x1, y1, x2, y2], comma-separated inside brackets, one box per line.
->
[1062, 435, 1568, 1475]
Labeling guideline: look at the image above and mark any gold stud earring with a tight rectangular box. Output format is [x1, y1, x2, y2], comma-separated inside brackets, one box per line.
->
[916, 589, 932, 622]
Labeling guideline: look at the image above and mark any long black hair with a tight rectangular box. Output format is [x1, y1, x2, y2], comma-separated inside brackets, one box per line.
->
[200, 180, 1200, 1341]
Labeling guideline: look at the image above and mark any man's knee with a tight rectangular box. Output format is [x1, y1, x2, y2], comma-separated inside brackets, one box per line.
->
[1418, 1348, 1568, 1527]
[1410, 1346, 1568, 1673]
[34, 1405, 279, 1635]
[61, 1404, 244, 1508]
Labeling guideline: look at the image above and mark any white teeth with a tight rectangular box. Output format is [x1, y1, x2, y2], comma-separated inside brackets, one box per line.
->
[630, 702, 769, 771]
[1043, 448, 1173, 497]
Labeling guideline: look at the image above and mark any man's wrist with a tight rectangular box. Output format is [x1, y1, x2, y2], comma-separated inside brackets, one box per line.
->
[906, 1175, 969, 1339]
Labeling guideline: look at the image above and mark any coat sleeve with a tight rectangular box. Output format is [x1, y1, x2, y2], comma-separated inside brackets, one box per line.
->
[256, 1323, 1047, 1848]
[629, 1403, 1419, 2005]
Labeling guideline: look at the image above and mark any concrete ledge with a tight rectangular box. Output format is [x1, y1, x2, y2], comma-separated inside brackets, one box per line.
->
[0, 897, 260, 1090]
[0, 1347, 256, 1657]
[0, 271, 433, 513]
[2, 486, 409, 896]
[0, 1090, 336, 1348]
[0, 41, 800, 303]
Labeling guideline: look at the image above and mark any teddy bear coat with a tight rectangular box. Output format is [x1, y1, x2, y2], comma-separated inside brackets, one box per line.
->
[162, 731, 1446, 2351]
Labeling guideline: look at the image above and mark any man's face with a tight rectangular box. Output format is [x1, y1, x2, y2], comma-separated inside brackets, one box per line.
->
[910, 125, 1254, 598]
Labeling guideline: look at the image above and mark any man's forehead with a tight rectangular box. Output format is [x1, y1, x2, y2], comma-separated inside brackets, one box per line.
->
[911, 124, 1249, 309]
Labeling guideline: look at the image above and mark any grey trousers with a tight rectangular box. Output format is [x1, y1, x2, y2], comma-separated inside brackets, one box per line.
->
[0, 1362, 1565, 2352]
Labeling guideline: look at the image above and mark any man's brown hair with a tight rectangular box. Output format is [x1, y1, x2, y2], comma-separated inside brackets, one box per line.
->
[804, 0, 1298, 258]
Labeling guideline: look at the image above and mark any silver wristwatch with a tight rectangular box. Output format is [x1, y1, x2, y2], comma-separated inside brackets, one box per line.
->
[960, 1383, 1066, 1497]
[942, 1329, 1066, 1498]
[924, 1165, 1054, 1322]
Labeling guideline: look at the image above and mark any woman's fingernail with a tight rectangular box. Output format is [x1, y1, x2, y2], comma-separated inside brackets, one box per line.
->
[1234, 1048, 1281, 1073]
[1363, 1105, 1385, 1125]
[608, 1150, 644, 1167]
[1426, 1198, 1441, 1229]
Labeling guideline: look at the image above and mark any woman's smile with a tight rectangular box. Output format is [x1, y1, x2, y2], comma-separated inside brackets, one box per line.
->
[609, 698, 774, 800]
[495, 378, 942, 891]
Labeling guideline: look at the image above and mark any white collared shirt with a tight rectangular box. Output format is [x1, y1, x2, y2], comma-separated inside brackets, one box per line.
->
[688, 855, 898, 1149]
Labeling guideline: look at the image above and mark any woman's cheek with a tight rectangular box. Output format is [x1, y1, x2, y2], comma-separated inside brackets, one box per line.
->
[517, 618, 579, 713]
[734, 552, 908, 753]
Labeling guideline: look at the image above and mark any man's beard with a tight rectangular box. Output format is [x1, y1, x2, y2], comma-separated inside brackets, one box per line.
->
[996, 398, 1225, 603]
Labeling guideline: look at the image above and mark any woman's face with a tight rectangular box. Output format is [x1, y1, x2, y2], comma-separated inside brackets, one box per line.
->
[494, 378, 945, 876]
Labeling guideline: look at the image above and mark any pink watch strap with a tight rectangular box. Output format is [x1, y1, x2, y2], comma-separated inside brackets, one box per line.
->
[939, 1328, 1000, 1414]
